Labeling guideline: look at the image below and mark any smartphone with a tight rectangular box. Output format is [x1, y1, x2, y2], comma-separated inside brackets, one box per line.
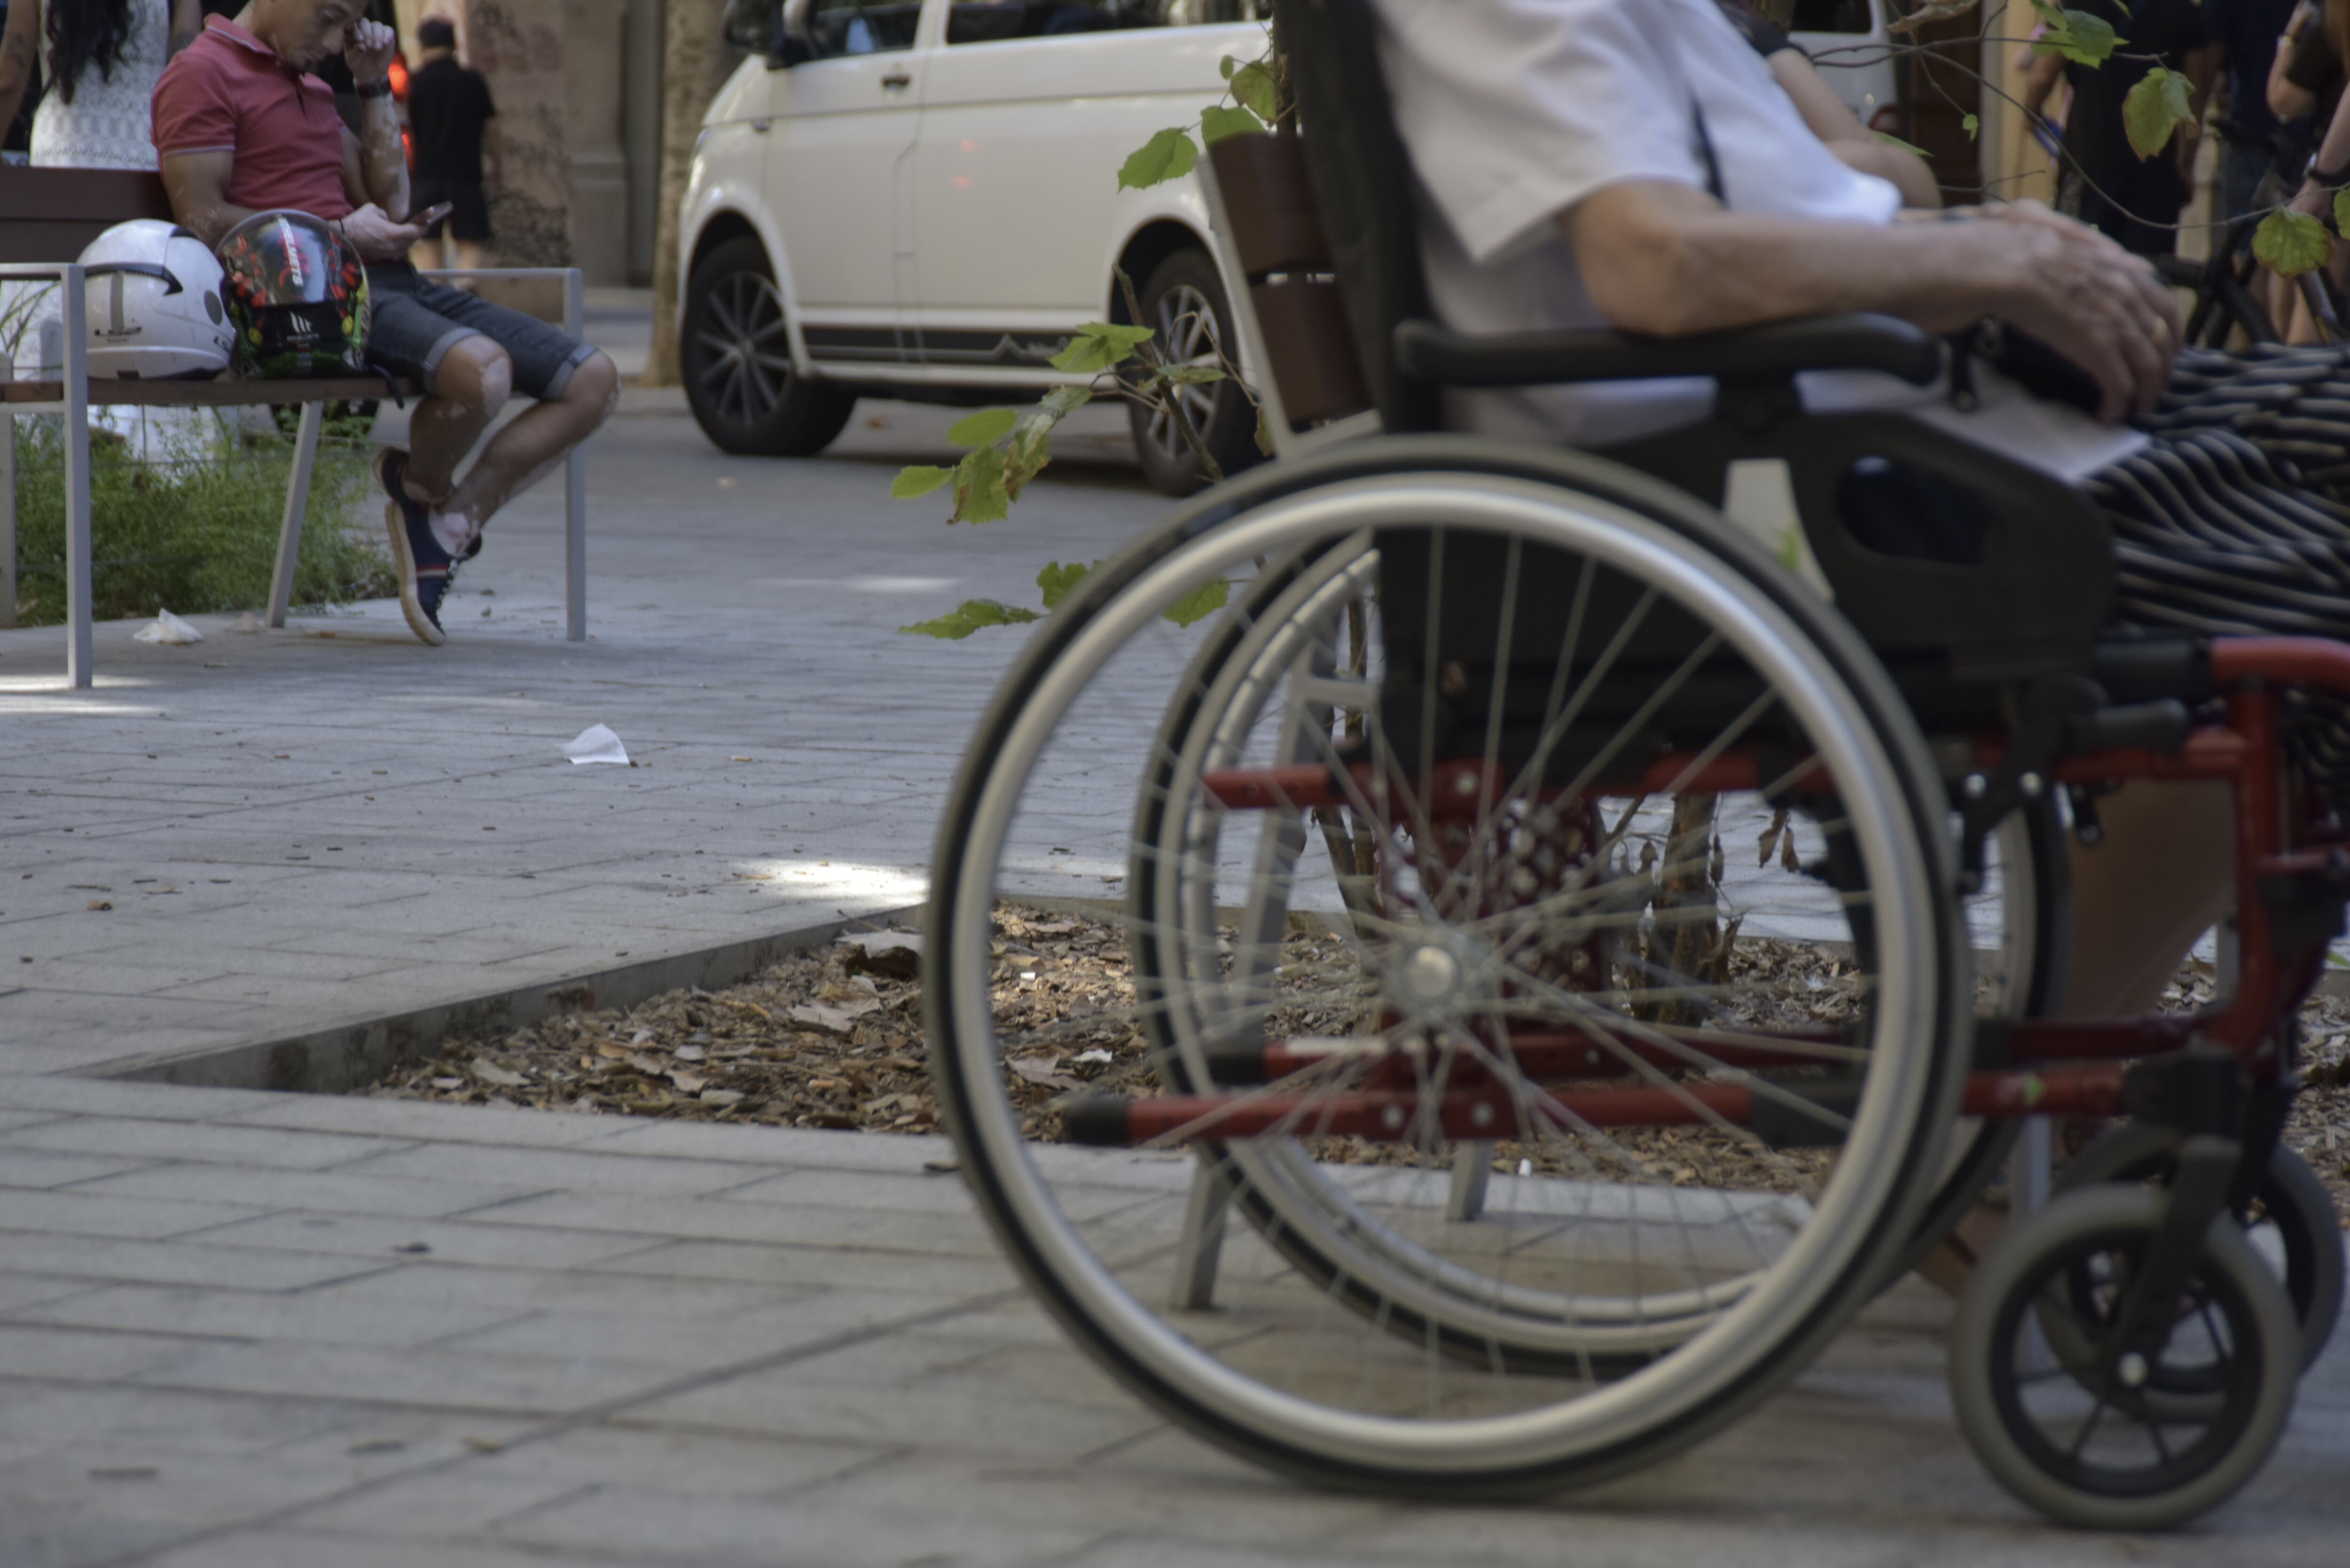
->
[413, 203, 455, 229]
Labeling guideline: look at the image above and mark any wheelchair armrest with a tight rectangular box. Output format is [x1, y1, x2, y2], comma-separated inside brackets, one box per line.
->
[1390, 313, 1943, 389]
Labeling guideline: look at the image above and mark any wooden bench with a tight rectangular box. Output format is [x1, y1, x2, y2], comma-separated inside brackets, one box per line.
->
[0, 165, 588, 687]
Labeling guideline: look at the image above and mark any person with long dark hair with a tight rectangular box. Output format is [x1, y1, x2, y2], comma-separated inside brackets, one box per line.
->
[0, 0, 198, 169]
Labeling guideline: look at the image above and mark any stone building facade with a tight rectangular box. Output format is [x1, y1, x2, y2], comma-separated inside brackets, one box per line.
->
[389, 0, 658, 284]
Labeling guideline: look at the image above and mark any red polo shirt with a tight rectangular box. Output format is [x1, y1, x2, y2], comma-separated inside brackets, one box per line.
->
[151, 17, 352, 221]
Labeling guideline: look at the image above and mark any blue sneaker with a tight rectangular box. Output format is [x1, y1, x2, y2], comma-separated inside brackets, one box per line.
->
[376, 448, 454, 646]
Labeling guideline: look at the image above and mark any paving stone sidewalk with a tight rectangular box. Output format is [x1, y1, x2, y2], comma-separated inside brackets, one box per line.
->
[0, 1072, 2344, 1568]
[0, 393, 1160, 1076]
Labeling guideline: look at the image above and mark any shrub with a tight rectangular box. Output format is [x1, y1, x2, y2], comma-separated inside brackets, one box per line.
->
[6, 411, 393, 627]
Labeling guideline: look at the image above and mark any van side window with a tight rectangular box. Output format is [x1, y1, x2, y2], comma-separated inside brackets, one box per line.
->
[1787, 0, 1874, 32]
[946, 0, 1265, 46]
[808, 0, 924, 56]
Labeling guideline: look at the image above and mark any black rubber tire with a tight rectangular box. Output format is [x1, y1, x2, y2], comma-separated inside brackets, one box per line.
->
[1950, 1183, 2299, 1529]
[928, 436, 1975, 1497]
[2056, 1122, 2344, 1377]
[682, 235, 854, 457]
[1124, 248, 1263, 497]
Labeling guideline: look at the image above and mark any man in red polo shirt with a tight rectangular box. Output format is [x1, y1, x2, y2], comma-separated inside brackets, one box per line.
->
[151, 1, 617, 646]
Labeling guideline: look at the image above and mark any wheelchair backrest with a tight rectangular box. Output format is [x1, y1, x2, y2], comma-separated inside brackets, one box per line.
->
[1218, 0, 2116, 696]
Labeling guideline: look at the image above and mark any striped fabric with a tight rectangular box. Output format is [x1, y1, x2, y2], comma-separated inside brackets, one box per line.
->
[2083, 345, 2350, 793]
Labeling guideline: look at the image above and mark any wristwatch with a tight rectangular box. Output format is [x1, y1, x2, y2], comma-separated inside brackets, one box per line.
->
[354, 78, 393, 100]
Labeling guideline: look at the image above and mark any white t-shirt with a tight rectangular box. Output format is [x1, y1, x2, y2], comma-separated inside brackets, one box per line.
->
[1368, 0, 2145, 479]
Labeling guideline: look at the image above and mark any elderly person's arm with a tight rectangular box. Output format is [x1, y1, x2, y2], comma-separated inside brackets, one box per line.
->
[169, 0, 200, 55]
[0, 0, 38, 145]
[1764, 47, 1940, 209]
[1567, 182, 2179, 423]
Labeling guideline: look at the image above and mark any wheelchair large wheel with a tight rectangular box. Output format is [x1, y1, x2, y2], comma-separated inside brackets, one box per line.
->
[1123, 522, 2066, 1358]
[926, 441, 1974, 1492]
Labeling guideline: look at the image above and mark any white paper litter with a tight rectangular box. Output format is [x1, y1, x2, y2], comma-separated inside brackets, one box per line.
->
[133, 609, 204, 645]
[561, 724, 631, 766]
[228, 612, 265, 633]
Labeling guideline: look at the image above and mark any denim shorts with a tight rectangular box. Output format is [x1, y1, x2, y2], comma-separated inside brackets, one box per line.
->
[363, 263, 596, 400]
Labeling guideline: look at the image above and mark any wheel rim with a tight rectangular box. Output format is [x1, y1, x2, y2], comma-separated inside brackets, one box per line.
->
[1991, 1220, 2268, 1498]
[696, 270, 796, 428]
[939, 474, 1960, 1474]
[1141, 282, 1224, 468]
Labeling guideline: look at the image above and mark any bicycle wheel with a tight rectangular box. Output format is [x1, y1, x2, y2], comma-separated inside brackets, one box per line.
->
[927, 441, 1973, 1492]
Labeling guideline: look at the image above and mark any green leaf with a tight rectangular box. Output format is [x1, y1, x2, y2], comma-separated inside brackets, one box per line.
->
[1117, 126, 1198, 191]
[2334, 187, 2350, 237]
[890, 465, 955, 500]
[2255, 208, 2332, 278]
[1040, 384, 1095, 416]
[1160, 577, 1230, 628]
[1161, 364, 1227, 386]
[898, 599, 1042, 640]
[1050, 321, 1158, 375]
[1219, 54, 1238, 81]
[1036, 560, 1093, 611]
[2028, 1, 2123, 67]
[1201, 104, 1263, 145]
[1873, 130, 1930, 159]
[2122, 67, 2194, 161]
[1228, 60, 1277, 123]
[946, 407, 1019, 448]
[1003, 413, 1055, 501]
[953, 445, 1010, 524]
[1961, 112, 1980, 141]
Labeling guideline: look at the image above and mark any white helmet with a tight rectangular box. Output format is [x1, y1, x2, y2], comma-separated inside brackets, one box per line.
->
[77, 220, 235, 380]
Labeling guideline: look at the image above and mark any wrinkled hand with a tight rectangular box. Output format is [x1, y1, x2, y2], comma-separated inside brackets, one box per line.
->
[2292, 179, 2333, 220]
[345, 18, 397, 83]
[339, 203, 425, 263]
[1977, 197, 2096, 241]
[1995, 218, 2181, 423]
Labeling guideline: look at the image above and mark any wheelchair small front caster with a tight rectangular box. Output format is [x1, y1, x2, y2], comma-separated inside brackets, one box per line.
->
[1950, 1184, 2301, 1529]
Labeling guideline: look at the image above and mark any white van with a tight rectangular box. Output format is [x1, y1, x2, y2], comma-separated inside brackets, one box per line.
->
[679, 0, 1269, 494]
[675, 0, 1902, 495]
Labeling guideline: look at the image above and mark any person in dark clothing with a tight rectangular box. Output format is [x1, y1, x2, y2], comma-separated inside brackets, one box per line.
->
[2207, 0, 2306, 219]
[404, 14, 493, 270]
[2023, 0, 2222, 256]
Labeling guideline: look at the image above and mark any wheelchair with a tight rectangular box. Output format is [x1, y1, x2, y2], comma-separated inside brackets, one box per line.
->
[923, 0, 2345, 1529]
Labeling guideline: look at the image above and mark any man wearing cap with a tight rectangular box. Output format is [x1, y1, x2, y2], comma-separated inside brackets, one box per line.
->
[150, 0, 617, 646]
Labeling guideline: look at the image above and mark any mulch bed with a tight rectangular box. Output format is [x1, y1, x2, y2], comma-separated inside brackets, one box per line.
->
[360, 904, 2350, 1221]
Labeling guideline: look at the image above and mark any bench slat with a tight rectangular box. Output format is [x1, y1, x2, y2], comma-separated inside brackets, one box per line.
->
[2, 377, 417, 408]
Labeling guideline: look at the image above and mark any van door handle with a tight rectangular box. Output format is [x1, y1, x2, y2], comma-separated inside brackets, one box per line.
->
[880, 71, 912, 90]
[751, 117, 772, 133]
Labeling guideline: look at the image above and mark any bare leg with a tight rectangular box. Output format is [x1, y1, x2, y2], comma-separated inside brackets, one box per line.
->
[1915, 781, 2233, 1295]
[435, 350, 619, 540]
[2059, 782, 2233, 1018]
[454, 238, 490, 273]
[401, 336, 511, 514]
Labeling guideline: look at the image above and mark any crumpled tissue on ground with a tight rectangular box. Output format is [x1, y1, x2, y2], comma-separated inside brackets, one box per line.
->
[561, 724, 631, 766]
[133, 609, 204, 645]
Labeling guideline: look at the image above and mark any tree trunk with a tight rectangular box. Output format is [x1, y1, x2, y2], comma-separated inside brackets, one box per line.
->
[645, 0, 736, 388]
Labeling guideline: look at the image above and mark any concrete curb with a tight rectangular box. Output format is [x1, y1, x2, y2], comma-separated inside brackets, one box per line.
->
[86, 905, 920, 1096]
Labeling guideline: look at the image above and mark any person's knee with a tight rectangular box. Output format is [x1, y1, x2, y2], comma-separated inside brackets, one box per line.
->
[560, 350, 620, 429]
[432, 337, 513, 422]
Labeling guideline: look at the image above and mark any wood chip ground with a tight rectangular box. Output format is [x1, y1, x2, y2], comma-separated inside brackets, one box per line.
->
[360, 905, 2350, 1224]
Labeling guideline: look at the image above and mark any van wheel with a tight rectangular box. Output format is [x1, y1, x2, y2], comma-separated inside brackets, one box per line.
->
[683, 236, 854, 456]
[1126, 248, 1262, 497]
